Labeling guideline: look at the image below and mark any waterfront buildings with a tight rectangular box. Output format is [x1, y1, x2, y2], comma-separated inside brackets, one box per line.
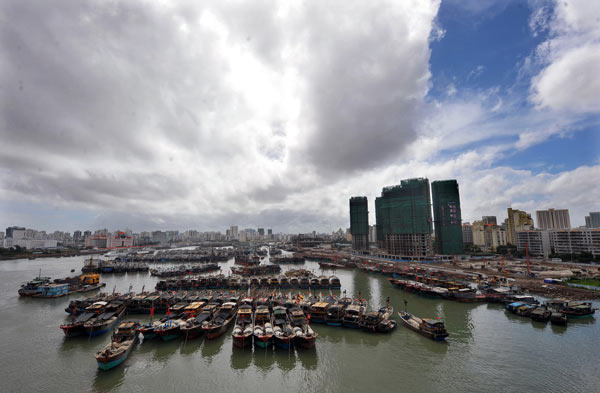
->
[516, 230, 551, 257]
[517, 228, 600, 257]
[349, 196, 369, 250]
[431, 180, 463, 255]
[536, 209, 571, 230]
[585, 212, 600, 228]
[375, 178, 433, 256]
[3, 226, 57, 249]
[506, 208, 534, 245]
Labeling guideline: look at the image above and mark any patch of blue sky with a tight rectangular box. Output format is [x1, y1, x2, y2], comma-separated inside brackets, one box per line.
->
[429, 0, 549, 98]
[495, 126, 600, 174]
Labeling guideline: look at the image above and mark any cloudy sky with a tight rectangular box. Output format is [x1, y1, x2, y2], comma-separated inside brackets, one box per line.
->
[1, 0, 598, 234]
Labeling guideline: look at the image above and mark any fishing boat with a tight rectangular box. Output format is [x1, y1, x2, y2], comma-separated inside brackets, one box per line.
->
[232, 304, 253, 348]
[329, 276, 341, 289]
[563, 302, 596, 318]
[272, 306, 294, 349]
[202, 302, 237, 339]
[326, 303, 346, 326]
[279, 276, 290, 288]
[550, 312, 567, 325]
[398, 311, 448, 341]
[60, 312, 95, 337]
[309, 301, 329, 324]
[360, 306, 396, 333]
[181, 304, 217, 340]
[95, 321, 139, 370]
[253, 305, 274, 348]
[342, 303, 365, 328]
[299, 277, 310, 289]
[136, 320, 163, 341]
[376, 306, 396, 333]
[310, 277, 320, 288]
[84, 305, 126, 337]
[318, 276, 330, 288]
[155, 318, 185, 341]
[530, 306, 551, 322]
[289, 307, 317, 349]
[18, 272, 52, 297]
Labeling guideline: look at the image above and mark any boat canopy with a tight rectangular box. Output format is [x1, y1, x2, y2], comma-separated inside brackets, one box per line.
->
[98, 311, 116, 320]
[75, 312, 95, 323]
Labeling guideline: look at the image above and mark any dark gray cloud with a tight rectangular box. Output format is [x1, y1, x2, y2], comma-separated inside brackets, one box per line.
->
[0, 0, 440, 232]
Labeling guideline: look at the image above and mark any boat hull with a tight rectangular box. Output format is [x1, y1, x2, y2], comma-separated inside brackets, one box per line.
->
[274, 336, 292, 349]
[182, 326, 204, 340]
[204, 325, 227, 340]
[294, 336, 316, 349]
[60, 324, 85, 337]
[253, 336, 272, 348]
[232, 335, 252, 348]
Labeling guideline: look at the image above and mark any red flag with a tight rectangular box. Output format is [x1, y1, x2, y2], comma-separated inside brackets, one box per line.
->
[166, 306, 171, 316]
[150, 306, 155, 317]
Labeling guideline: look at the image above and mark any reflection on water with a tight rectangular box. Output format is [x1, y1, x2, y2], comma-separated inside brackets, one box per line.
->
[3, 256, 600, 393]
[180, 336, 204, 356]
[201, 336, 226, 361]
[273, 348, 297, 372]
[253, 346, 276, 372]
[230, 346, 252, 370]
[148, 339, 180, 364]
[296, 347, 318, 370]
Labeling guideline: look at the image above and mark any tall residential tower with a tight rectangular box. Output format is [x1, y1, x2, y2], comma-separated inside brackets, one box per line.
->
[349, 196, 369, 250]
[432, 180, 464, 255]
[375, 178, 433, 256]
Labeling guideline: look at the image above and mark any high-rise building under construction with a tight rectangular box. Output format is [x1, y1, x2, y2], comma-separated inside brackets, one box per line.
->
[375, 178, 433, 256]
[349, 196, 369, 250]
[432, 180, 464, 255]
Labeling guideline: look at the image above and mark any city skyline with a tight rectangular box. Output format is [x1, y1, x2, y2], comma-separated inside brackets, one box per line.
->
[1, 1, 599, 233]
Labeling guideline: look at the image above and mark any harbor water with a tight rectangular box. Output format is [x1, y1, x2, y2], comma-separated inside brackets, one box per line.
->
[1, 256, 598, 393]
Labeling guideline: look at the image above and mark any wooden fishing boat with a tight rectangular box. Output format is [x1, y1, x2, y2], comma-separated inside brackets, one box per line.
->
[318, 275, 330, 288]
[550, 312, 567, 325]
[398, 311, 448, 341]
[563, 302, 596, 318]
[329, 276, 341, 289]
[181, 304, 217, 340]
[18, 274, 52, 297]
[95, 321, 139, 370]
[202, 302, 237, 339]
[531, 306, 551, 322]
[156, 318, 185, 341]
[376, 306, 396, 333]
[309, 302, 329, 324]
[326, 303, 346, 326]
[84, 306, 126, 337]
[136, 320, 163, 341]
[232, 304, 253, 348]
[360, 306, 396, 333]
[272, 306, 294, 349]
[60, 312, 95, 337]
[342, 303, 365, 328]
[289, 307, 317, 349]
[253, 305, 274, 348]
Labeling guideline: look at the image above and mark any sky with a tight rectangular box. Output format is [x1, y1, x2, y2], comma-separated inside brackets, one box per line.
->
[0, 0, 599, 234]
